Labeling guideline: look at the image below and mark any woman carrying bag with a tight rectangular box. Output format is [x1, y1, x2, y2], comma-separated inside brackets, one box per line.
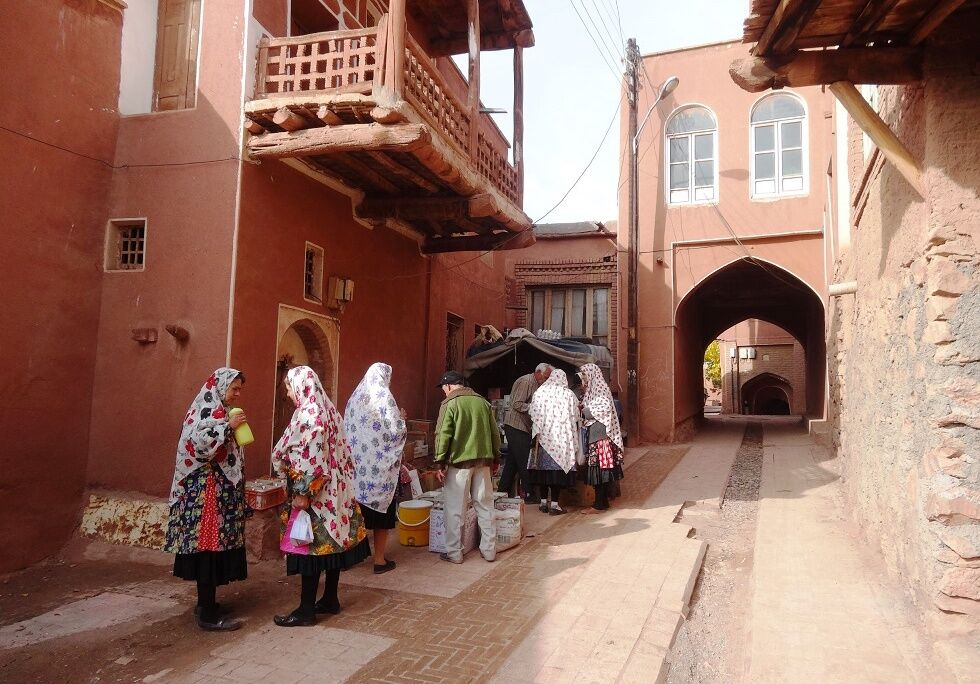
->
[164, 368, 249, 632]
[527, 368, 580, 515]
[272, 366, 370, 627]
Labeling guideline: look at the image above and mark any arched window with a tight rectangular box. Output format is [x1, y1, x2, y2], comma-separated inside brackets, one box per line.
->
[666, 105, 717, 205]
[750, 93, 806, 197]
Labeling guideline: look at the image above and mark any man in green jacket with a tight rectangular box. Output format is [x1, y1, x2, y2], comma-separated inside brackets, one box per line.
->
[434, 371, 501, 564]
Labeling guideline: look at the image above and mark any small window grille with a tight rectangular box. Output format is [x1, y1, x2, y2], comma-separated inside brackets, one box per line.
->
[304, 242, 324, 303]
[446, 313, 464, 371]
[106, 219, 147, 271]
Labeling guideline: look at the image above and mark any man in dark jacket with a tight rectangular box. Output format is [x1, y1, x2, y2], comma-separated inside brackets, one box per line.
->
[498, 363, 551, 502]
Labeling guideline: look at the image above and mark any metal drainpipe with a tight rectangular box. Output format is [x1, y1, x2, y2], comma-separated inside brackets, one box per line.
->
[829, 281, 858, 296]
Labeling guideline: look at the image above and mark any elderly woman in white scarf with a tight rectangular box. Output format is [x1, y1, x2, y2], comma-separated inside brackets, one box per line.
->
[272, 366, 371, 627]
[344, 362, 407, 574]
[164, 367, 249, 632]
[528, 368, 581, 515]
[578, 363, 624, 513]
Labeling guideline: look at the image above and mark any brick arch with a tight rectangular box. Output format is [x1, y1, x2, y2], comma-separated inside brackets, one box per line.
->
[741, 371, 794, 415]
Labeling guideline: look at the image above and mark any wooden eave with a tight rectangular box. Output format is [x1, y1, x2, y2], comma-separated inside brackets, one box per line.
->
[410, 0, 535, 55]
[244, 94, 533, 253]
[742, 0, 974, 55]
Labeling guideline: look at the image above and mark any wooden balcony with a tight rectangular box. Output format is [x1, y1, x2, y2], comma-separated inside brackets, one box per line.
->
[244, 2, 535, 254]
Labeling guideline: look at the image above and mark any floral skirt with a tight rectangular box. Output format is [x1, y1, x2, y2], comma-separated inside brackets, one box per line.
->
[585, 438, 625, 486]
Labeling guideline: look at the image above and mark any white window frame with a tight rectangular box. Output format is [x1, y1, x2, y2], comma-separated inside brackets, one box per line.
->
[104, 217, 148, 273]
[750, 92, 809, 200]
[664, 104, 719, 206]
[303, 242, 324, 304]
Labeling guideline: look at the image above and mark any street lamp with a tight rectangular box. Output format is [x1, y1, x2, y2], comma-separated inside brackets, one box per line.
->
[625, 45, 679, 444]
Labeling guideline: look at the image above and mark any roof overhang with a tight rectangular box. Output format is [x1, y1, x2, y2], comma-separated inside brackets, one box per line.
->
[410, 0, 535, 56]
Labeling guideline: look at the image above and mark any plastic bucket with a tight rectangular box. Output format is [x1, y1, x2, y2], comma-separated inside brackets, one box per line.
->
[397, 500, 433, 547]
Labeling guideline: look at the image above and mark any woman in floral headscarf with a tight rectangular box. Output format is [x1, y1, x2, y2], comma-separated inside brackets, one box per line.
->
[578, 363, 624, 513]
[272, 366, 370, 627]
[165, 368, 248, 632]
[527, 368, 580, 515]
[344, 363, 407, 574]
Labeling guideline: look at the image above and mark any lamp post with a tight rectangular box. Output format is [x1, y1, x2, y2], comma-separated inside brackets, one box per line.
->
[626, 37, 678, 444]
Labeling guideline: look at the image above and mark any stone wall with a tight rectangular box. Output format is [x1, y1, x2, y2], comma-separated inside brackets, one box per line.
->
[828, 13, 980, 619]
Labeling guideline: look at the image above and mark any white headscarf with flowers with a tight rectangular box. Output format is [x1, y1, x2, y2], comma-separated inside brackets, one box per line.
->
[272, 366, 357, 547]
[344, 363, 407, 513]
[579, 363, 623, 451]
[169, 368, 244, 504]
[529, 369, 580, 474]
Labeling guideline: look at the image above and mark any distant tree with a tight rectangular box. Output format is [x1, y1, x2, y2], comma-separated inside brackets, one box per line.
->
[704, 340, 722, 388]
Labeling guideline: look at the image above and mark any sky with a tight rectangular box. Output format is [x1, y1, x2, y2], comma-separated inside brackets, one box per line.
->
[463, 1, 750, 224]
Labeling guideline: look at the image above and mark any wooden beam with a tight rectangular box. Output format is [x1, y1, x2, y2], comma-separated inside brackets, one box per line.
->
[730, 47, 922, 92]
[420, 229, 534, 254]
[753, 0, 824, 56]
[357, 194, 498, 221]
[829, 80, 925, 197]
[316, 105, 343, 125]
[467, 0, 481, 161]
[366, 152, 440, 192]
[841, 0, 902, 47]
[246, 123, 431, 159]
[244, 119, 265, 135]
[340, 154, 401, 193]
[513, 45, 524, 205]
[389, 0, 407, 99]
[428, 29, 535, 56]
[273, 107, 309, 132]
[909, 0, 966, 45]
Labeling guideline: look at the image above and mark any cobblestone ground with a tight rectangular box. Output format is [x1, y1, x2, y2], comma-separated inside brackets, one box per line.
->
[0, 445, 690, 684]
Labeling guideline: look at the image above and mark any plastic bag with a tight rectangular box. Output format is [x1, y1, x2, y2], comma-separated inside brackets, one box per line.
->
[280, 508, 314, 555]
[408, 469, 423, 499]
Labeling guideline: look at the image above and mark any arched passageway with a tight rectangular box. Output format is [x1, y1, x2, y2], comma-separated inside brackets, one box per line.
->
[273, 317, 336, 443]
[741, 371, 793, 415]
[674, 258, 825, 436]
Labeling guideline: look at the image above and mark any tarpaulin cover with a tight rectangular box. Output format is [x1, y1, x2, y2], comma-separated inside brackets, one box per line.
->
[463, 330, 595, 395]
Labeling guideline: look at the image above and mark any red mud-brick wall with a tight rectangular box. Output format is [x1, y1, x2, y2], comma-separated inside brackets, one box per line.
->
[0, 0, 122, 571]
[828, 11, 980, 619]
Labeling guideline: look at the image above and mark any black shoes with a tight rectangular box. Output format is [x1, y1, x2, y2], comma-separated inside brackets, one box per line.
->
[373, 559, 397, 575]
[274, 612, 316, 627]
[196, 615, 242, 631]
[314, 598, 341, 615]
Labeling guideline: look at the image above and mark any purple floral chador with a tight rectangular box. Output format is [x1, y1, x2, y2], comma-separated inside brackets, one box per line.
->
[343, 363, 407, 514]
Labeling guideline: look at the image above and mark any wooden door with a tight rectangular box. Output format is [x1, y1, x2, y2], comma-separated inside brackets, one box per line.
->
[153, 0, 202, 111]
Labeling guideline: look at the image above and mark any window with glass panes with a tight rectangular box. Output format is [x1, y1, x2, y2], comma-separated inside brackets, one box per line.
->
[751, 94, 806, 197]
[527, 287, 610, 346]
[666, 106, 717, 204]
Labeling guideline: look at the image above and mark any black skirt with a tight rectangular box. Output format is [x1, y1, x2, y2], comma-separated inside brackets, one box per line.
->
[585, 464, 625, 486]
[285, 537, 371, 576]
[528, 468, 578, 487]
[173, 548, 247, 586]
[361, 497, 397, 530]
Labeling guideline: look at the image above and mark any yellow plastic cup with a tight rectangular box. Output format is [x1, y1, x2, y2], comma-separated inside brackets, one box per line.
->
[228, 407, 255, 446]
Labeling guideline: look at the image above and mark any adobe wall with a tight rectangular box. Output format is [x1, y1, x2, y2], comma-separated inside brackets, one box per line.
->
[828, 13, 980, 619]
[618, 40, 831, 443]
[0, 0, 122, 571]
[232, 161, 432, 478]
[86, 0, 247, 496]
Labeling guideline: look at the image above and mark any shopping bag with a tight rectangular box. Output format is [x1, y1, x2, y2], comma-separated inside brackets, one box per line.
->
[408, 469, 423, 499]
[576, 427, 588, 467]
[280, 508, 313, 555]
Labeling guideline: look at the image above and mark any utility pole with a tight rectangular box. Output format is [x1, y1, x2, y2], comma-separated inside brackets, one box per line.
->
[625, 38, 641, 444]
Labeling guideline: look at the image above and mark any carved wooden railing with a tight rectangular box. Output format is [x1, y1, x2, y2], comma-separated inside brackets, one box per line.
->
[254, 23, 521, 206]
[256, 28, 378, 96]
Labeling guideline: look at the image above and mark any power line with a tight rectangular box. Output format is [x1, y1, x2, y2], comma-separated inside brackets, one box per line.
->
[569, 0, 622, 80]
[588, 0, 625, 59]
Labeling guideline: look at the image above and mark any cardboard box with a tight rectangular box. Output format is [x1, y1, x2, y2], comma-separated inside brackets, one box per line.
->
[428, 504, 478, 554]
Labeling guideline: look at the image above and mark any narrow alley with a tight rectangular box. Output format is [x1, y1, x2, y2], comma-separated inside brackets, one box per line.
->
[1, 419, 966, 683]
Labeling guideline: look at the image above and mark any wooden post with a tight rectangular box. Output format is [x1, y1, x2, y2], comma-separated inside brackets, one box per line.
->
[829, 80, 925, 197]
[513, 45, 524, 204]
[389, 0, 407, 100]
[467, 0, 481, 161]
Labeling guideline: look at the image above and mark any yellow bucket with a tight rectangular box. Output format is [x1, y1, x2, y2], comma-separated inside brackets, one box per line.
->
[397, 500, 432, 547]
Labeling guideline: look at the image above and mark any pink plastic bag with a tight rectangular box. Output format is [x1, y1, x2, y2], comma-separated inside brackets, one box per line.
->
[279, 508, 312, 555]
